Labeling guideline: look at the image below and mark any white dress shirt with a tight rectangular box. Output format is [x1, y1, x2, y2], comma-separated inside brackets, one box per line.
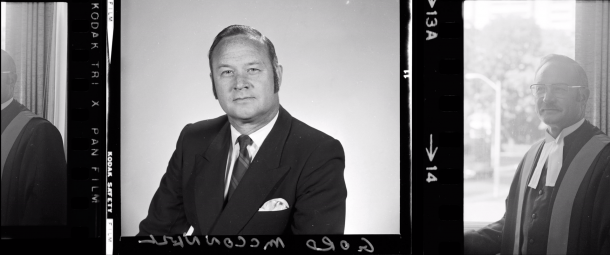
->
[186, 110, 279, 236]
[224, 110, 279, 198]
[1, 97, 14, 110]
[528, 118, 585, 188]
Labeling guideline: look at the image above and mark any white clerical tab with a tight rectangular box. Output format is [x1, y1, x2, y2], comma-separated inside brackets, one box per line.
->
[528, 140, 553, 189]
[546, 139, 563, 187]
[528, 118, 584, 188]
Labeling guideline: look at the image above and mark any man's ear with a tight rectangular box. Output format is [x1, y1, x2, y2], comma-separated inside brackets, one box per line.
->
[579, 87, 589, 102]
[210, 73, 218, 99]
[9, 73, 17, 85]
[276, 64, 283, 90]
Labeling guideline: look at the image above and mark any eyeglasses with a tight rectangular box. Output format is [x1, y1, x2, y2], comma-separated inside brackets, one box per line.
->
[529, 83, 584, 98]
[1, 72, 14, 83]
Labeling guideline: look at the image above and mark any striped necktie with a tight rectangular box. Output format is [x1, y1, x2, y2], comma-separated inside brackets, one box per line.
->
[227, 135, 253, 200]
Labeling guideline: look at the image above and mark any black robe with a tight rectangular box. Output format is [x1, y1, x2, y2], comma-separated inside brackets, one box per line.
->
[465, 120, 610, 255]
[1, 100, 67, 226]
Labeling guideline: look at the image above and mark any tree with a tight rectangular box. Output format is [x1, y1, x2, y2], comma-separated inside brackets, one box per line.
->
[465, 15, 544, 145]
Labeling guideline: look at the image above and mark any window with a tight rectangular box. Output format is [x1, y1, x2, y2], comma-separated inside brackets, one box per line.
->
[2, 2, 68, 146]
[464, 0, 575, 225]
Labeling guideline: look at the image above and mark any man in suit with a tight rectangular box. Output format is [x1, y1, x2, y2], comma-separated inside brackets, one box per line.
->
[138, 25, 347, 235]
[464, 54, 610, 254]
[1, 49, 67, 226]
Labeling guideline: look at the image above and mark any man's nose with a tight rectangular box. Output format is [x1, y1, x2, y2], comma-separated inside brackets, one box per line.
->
[234, 73, 250, 90]
[542, 90, 557, 103]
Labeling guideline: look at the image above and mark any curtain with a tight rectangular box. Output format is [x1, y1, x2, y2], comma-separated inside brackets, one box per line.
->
[5, 2, 67, 146]
[49, 3, 68, 150]
[576, 0, 609, 135]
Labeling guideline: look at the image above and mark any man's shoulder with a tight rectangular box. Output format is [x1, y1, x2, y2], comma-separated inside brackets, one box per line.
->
[5, 101, 53, 128]
[578, 121, 610, 152]
[6, 116, 65, 156]
[171, 114, 228, 148]
[22, 117, 63, 140]
[183, 114, 228, 136]
[287, 116, 342, 150]
[17, 111, 60, 133]
[591, 132, 610, 159]
[26, 117, 55, 128]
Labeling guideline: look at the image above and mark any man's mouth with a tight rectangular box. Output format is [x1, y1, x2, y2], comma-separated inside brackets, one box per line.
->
[234, 97, 254, 101]
[541, 108, 561, 113]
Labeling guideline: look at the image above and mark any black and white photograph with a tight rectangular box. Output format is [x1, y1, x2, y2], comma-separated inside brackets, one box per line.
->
[1, 2, 68, 227]
[463, 1, 609, 254]
[120, 0, 400, 236]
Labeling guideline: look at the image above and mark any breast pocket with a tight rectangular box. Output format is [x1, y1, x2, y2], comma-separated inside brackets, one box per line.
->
[240, 209, 291, 235]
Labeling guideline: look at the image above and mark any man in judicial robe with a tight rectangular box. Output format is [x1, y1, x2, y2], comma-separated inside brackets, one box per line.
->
[138, 25, 346, 235]
[464, 54, 610, 255]
[1, 49, 67, 226]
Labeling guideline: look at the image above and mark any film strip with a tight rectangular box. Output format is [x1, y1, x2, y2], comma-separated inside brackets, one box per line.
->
[107, 0, 118, 254]
[412, 0, 464, 254]
[68, 0, 106, 242]
[1, 1, 107, 253]
[3, 0, 416, 254]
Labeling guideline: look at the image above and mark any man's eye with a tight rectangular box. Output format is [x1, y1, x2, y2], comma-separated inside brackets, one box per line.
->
[248, 68, 260, 73]
[221, 70, 233, 75]
[556, 87, 567, 92]
[553, 86, 568, 92]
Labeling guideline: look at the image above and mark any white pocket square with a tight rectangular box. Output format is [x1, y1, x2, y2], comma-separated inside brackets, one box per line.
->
[259, 198, 289, 211]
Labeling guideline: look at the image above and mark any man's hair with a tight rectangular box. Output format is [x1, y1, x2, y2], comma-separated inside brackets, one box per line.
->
[208, 25, 280, 99]
[1, 49, 18, 88]
[535, 54, 589, 101]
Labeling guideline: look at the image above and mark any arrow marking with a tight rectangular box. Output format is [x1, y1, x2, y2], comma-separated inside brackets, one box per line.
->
[425, 134, 438, 162]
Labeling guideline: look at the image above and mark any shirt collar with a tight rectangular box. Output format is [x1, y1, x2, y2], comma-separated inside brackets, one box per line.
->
[229, 109, 280, 149]
[1, 97, 14, 111]
[544, 118, 585, 144]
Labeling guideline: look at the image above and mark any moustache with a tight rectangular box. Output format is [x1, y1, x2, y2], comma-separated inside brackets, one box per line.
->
[539, 104, 561, 111]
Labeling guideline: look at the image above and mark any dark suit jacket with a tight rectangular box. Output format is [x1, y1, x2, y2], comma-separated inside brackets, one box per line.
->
[1, 100, 67, 226]
[138, 106, 347, 235]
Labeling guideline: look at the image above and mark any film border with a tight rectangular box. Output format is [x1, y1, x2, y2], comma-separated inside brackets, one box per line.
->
[1, 1, 107, 254]
[113, 0, 407, 254]
[107, 0, 119, 254]
[412, 0, 465, 254]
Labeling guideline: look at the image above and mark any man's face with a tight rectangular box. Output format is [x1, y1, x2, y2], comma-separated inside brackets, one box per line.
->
[1, 73, 13, 104]
[534, 62, 583, 131]
[210, 35, 280, 123]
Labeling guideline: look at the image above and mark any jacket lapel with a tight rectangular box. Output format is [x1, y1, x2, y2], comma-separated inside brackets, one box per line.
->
[211, 106, 292, 235]
[189, 121, 231, 235]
